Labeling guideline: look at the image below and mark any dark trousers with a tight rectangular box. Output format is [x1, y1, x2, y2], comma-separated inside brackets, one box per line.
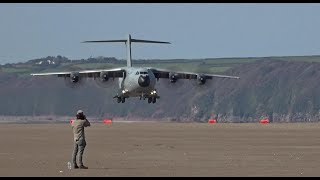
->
[72, 139, 87, 166]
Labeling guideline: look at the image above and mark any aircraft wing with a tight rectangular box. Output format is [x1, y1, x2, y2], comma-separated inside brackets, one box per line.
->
[31, 68, 125, 78]
[149, 68, 240, 80]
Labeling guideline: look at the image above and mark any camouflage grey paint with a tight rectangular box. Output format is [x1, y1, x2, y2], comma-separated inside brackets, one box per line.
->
[118, 67, 157, 98]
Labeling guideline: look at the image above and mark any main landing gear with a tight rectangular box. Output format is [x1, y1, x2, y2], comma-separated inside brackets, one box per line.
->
[114, 90, 160, 104]
[114, 95, 126, 103]
[140, 95, 160, 104]
[141, 89, 160, 104]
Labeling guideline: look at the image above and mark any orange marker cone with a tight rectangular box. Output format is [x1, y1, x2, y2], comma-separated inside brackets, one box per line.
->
[103, 119, 112, 124]
[260, 119, 270, 124]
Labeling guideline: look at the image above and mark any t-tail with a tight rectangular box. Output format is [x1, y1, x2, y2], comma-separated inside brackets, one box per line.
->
[82, 34, 170, 67]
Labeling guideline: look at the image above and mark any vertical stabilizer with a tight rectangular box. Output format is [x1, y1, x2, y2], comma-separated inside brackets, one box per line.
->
[126, 34, 132, 67]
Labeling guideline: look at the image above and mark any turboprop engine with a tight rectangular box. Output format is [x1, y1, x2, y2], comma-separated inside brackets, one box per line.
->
[197, 74, 207, 85]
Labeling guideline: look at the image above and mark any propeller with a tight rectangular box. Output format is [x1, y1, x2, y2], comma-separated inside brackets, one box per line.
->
[63, 72, 86, 89]
[93, 71, 115, 88]
[156, 65, 187, 90]
[189, 64, 215, 90]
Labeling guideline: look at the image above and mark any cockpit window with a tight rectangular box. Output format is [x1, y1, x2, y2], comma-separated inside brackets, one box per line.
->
[140, 72, 148, 74]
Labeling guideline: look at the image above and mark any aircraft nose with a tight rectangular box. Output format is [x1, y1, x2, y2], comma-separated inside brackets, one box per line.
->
[138, 75, 150, 87]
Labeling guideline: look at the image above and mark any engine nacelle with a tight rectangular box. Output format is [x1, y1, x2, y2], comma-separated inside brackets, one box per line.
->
[100, 72, 109, 82]
[197, 74, 207, 85]
[70, 72, 80, 83]
[169, 72, 178, 83]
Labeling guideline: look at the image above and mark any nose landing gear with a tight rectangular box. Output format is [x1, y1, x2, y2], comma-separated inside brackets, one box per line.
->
[139, 90, 159, 104]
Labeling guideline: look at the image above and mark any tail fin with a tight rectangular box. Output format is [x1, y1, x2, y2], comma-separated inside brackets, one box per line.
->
[82, 34, 170, 67]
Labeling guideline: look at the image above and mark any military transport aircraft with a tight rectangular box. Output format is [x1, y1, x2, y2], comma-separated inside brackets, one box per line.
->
[31, 34, 240, 104]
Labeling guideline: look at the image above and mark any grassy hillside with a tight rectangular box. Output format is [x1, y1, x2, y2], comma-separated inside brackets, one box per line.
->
[4, 55, 320, 75]
[2, 55, 320, 122]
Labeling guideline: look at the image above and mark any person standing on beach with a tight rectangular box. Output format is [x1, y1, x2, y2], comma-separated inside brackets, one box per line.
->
[71, 110, 90, 169]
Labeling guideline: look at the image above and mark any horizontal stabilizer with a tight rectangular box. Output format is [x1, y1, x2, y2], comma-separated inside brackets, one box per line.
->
[82, 34, 170, 68]
[82, 40, 126, 43]
[131, 39, 170, 44]
[82, 39, 170, 44]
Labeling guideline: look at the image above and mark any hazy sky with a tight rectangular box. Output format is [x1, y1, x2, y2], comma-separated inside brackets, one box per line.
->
[1, 3, 320, 64]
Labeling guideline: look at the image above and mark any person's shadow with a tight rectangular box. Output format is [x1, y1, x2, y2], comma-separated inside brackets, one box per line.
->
[87, 167, 139, 171]
[84, 167, 110, 170]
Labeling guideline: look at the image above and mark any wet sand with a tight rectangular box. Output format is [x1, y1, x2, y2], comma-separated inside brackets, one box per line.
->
[0, 122, 320, 177]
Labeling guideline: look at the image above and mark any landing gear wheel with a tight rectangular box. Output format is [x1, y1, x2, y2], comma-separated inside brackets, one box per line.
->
[117, 97, 121, 103]
[148, 97, 152, 103]
[152, 97, 156, 104]
[121, 97, 125, 103]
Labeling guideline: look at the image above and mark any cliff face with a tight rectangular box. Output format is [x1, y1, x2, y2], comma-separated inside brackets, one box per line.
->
[1, 59, 320, 122]
[207, 59, 320, 122]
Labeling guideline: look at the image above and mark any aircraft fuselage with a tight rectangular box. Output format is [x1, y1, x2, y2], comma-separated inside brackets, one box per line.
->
[118, 67, 157, 98]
